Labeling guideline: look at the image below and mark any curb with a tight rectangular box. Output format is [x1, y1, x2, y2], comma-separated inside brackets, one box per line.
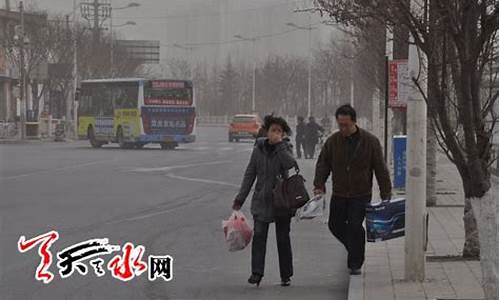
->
[347, 268, 365, 300]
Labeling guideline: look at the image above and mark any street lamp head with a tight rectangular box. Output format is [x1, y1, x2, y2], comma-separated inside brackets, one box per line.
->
[125, 21, 136, 26]
[127, 3, 140, 8]
[233, 34, 243, 39]
[286, 22, 297, 28]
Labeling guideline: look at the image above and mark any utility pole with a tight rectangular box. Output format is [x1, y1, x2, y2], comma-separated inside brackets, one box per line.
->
[110, 5, 113, 75]
[73, 0, 79, 139]
[81, 0, 111, 76]
[19, 1, 26, 139]
[93, 0, 99, 47]
[65, 15, 72, 138]
[404, 30, 427, 281]
[251, 38, 256, 113]
[5, 0, 10, 11]
[307, 14, 312, 117]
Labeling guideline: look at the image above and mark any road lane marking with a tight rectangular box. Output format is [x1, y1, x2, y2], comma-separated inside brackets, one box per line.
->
[0, 159, 111, 180]
[131, 160, 231, 173]
[190, 146, 211, 151]
[236, 148, 253, 153]
[165, 173, 239, 187]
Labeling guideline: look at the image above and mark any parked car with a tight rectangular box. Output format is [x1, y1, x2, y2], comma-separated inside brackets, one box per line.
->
[228, 114, 261, 142]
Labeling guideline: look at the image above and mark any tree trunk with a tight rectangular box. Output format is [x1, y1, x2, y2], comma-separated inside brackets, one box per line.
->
[463, 195, 480, 258]
[471, 187, 499, 300]
[426, 121, 437, 206]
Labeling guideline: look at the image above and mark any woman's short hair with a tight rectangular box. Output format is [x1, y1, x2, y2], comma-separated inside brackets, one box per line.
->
[263, 114, 291, 135]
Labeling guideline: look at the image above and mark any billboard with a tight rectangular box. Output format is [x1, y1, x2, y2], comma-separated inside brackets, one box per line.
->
[116, 40, 160, 64]
[388, 59, 409, 108]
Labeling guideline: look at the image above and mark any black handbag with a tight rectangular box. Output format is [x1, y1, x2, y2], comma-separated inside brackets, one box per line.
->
[273, 165, 310, 210]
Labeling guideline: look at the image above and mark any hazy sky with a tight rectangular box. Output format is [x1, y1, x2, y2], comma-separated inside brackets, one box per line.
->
[7, 0, 339, 65]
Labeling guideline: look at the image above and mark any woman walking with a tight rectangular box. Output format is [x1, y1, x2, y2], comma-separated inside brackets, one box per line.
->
[232, 115, 298, 287]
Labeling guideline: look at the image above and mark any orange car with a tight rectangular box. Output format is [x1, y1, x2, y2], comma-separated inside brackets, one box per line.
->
[228, 114, 261, 142]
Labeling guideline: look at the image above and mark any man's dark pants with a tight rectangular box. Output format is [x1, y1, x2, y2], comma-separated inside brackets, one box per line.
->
[251, 215, 293, 279]
[304, 140, 317, 159]
[328, 195, 370, 269]
[296, 139, 305, 159]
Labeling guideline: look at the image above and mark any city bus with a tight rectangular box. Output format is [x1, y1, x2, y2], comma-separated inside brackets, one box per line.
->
[78, 78, 196, 149]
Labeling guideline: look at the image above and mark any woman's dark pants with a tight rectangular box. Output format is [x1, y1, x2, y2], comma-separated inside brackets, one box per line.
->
[328, 195, 370, 269]
[251, 216, 293, 279]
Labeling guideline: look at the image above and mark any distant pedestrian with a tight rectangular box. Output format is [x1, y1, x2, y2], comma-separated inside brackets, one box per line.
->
[313, 104, 392, 275]
[304, 116, 324, 159]
[233, 115, 297, 287]
[321, 114, 332, 134]
[295, 116, 306, 159]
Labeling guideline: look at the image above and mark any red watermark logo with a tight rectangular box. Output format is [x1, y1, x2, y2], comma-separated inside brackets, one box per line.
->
[18, 230, 173, 284]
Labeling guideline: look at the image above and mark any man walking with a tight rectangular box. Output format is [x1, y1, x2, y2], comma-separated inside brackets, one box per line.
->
[295, 116, 306, 159]
[313, 104, 392, 275]
[304, 116, 324, 159]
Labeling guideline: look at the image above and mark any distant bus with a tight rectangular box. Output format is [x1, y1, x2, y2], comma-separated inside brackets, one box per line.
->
[78, 78, 196, 149]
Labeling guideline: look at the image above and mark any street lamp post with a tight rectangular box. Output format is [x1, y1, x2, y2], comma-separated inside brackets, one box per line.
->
[15, 1, 29, 139]
[286, 21, 317, 117]
[109, 2, 140, 76]
[233, 34, 257, 113]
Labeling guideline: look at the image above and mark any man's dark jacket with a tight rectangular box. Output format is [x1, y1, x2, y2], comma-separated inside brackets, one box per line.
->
[305, 121, 323, 144]
[314, 127, 392, 200]
[235, 137, 297, 222]
[296, 121, 306, 142]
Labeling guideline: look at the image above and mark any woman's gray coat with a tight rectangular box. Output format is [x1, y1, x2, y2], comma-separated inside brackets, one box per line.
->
[235, 137, 298, 222]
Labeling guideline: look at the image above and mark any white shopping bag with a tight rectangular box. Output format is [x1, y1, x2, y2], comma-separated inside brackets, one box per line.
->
[298, 194, 325, 220]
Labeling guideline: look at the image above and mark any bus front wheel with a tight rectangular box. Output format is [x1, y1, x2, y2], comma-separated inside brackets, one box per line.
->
[117, 127, 133, 149]
[88, 127, 102, 148]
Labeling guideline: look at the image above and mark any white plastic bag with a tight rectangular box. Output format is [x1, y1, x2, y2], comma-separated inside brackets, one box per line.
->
[298, 194, 325, 220]
[222, 210, 253, 252]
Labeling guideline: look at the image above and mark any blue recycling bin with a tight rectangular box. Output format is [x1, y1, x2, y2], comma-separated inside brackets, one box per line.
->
[393, 135, 406, 189]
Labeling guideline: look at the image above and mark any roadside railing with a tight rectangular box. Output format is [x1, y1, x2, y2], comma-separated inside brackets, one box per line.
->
[0, 121, 18, 139]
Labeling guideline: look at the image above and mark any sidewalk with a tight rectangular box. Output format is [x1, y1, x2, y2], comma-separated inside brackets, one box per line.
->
[350, 152, 492, 300]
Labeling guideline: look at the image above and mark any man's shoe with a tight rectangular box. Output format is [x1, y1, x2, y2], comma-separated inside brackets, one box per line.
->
[280, 277, 291, 286]
[350, 268, 362, 275]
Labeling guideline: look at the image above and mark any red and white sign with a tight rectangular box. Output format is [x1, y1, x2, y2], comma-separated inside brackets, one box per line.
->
[151, 80, 185, 89]
[388, 59, 409, 109]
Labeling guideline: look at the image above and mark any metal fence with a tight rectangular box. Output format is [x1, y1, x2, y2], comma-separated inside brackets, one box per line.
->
[0, 121, 18, 139]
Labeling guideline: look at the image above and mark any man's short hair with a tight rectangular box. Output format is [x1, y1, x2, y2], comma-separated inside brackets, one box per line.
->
[335, 104, 357, 122]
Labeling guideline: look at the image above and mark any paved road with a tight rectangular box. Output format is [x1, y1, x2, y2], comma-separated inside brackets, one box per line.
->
[0, 126, 348, 300]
